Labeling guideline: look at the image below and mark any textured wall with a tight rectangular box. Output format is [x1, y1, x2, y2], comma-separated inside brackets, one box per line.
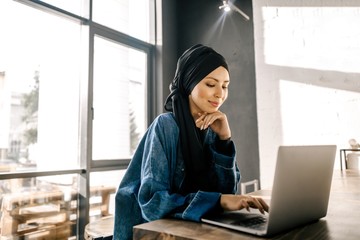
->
[162, 0, 260, 191]
[253, 0, 360, 187]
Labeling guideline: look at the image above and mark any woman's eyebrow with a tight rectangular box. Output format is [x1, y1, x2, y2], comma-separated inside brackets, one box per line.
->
[206, 77, 230, 83]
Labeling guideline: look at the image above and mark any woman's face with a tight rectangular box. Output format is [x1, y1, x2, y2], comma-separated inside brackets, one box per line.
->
[189, 66, 230, 117]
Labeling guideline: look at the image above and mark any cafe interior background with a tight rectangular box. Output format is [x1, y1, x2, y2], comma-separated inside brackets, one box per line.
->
[0, 0, 359, 239]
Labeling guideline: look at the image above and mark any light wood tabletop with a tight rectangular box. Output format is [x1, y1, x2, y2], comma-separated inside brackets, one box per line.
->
[133, 170, 360, 240]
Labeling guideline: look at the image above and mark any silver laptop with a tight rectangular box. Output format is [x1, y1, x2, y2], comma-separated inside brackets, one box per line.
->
[201, 145, 337, 236]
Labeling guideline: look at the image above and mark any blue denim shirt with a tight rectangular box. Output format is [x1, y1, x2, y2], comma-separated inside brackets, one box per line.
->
[113, 113, 240, 240]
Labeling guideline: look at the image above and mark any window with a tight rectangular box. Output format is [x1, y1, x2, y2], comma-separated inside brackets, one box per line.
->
[93, 0, 154, 43]
[0, 1, 81, 171]
[0, 0, 156, 239]
[92, 36, 147, 160]
[38, 0, 87, 17]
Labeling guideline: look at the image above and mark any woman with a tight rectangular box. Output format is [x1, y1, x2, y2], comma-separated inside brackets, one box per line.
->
[113, 44, 268, 240]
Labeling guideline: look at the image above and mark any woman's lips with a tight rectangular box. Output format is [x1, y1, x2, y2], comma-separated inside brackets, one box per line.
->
[209, 101, 220, 107]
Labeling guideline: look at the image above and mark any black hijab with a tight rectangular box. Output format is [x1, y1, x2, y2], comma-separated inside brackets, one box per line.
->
[164, 44, 229, 194]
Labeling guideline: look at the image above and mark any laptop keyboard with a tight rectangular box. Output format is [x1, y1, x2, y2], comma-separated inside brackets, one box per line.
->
[232, 215, 267, 231]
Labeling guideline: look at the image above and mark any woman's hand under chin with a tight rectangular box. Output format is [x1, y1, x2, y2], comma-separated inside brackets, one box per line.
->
[195, 111, 231, 140]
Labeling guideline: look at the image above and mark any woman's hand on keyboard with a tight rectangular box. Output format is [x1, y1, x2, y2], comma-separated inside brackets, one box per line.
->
[220, 194, 269, 215]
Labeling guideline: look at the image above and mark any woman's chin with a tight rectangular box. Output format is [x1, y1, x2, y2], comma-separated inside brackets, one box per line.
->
[205, 107, 219, 113]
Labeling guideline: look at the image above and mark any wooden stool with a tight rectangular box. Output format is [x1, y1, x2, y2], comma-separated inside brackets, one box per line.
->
[84, 216, 113, 240]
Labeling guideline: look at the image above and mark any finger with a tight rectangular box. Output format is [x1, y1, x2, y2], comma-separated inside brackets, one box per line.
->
[251, 197, 268, 212]
[195, 113, 206, 122]
[199, 113, 209, 129]
[248, 197, 265, 214]
[195, 118, 203, 128]
[258, 198, 269, 213]
[202, 114, 220, 129]
[202, 117, 212, 130]
[195, 113, 206, 129]
[240, 201, 250, 212]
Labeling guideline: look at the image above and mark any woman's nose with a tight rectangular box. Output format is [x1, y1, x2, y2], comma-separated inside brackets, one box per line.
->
[215, 87, 223, 98]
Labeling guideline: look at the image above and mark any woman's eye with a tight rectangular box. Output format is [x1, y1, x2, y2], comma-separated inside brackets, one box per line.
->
[206, 84, 215, 87]
[222, 85, 228, 89]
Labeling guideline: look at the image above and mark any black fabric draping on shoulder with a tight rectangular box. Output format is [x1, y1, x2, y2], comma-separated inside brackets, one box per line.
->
[164, 44, 228, 194]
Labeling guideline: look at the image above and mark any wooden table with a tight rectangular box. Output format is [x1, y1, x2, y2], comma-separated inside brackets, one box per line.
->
[133, 170, 360, 240]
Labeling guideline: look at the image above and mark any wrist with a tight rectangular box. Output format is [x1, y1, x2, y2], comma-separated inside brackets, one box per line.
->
[218, 135, 231, 140]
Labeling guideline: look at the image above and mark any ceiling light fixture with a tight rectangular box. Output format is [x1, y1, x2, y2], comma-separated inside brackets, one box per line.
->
[219, 0, 250, 21]
[219, 0, 231, 12]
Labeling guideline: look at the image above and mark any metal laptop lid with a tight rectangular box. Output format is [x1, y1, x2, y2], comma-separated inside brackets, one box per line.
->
[266, 145, 336, 235]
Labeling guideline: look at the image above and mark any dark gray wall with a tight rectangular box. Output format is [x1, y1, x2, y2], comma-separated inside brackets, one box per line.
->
[161, 0, 259, 192]
[157, 0, 178, 109]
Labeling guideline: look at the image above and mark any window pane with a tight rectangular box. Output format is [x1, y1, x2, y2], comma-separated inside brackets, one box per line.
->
[0, 1, 82, 171]
[93, 0, 153, 42]
[89, 170, 125, 221]
[0, 174, 78, 239]
[92, 36, 146, 160]
[39, 0, 88, 17]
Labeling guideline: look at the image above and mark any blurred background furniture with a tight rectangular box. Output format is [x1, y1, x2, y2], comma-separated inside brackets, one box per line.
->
[0, 186, 115, 239]
[339, 138, 360, 170]
[340, 149, 360, 170]
[84, 216, 113, 240]
[240, 179, 259, 194]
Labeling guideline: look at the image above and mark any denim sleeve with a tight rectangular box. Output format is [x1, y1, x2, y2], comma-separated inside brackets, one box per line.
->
[209, 141, 240, 194]
[139, 178, 221, 222]
[137, 114, 222, 222]
[173, 191, 221, 221]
